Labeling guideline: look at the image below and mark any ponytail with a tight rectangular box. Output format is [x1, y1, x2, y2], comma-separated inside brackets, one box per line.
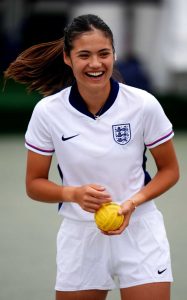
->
[4, 38, 74, 96]
[4, 15, 124, 97]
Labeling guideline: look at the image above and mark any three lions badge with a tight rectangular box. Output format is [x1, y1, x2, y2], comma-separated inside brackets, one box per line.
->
[112, 123, 131, 145]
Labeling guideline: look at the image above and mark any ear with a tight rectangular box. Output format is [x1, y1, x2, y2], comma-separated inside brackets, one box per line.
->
[63, 52, 72, 68]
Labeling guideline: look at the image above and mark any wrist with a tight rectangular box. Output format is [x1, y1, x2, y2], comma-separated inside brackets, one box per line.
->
[61, 186, 76, 202]
[129, 192, 147, 208]
[128, 199, 137, 210]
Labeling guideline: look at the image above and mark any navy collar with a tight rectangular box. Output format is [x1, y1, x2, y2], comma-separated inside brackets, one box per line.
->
[69, 78, 119, 119]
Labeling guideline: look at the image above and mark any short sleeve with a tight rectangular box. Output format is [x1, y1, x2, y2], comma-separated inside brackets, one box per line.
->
[25, 100, 55, 155]
[143, 95, 174, 149]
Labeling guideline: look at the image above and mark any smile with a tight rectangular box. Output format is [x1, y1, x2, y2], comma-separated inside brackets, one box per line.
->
[86, 71, 104, 78]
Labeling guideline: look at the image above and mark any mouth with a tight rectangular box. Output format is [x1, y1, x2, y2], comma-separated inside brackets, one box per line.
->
[86, 71, 105, 78]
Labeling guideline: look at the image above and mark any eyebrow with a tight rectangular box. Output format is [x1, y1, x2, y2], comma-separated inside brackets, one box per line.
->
[76, 48, 112, 54]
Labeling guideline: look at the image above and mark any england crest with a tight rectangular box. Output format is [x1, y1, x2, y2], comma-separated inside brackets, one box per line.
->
[112, 123, 131, 145]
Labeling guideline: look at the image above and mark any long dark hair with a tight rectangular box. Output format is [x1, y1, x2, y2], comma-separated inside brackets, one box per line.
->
[4, 14, 118, 96]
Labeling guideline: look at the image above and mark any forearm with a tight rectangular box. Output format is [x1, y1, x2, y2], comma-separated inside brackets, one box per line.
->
[26, 179, 112, 213]
[26, 178, 75, 203]
[130, 167, 179, 207]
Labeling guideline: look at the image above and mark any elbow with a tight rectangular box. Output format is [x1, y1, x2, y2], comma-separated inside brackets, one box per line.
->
[171, 165, 180, 186]
[25, 181, 37, 201]
[26, 185, 34, 200]
[175, 169, 180, 184]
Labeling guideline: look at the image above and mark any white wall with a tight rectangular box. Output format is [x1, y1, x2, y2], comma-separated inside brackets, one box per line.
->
[165, 0, 187, 71]
[132, 3, 171, 91]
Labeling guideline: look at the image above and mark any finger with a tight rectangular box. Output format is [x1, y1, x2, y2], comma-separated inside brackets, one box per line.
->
[84, 207, 98, 213]
[103, 227, 124, 235]
[89, 185, 112, 198]
[85, 197, 112, 209]
[118, 206, 131, 216]
[105, 225, 125, 235]
[90, 189, 112, 199]
[83, 197, 113, 213]
[84, 195, 107, 204]
[82, 199, 103, 212]
[101, 197, 113, 203]
[100, 228, 123, 235]
[85, 202, 101, 211]
[89, 184, 106, 191]
[102, 218, 128, 235]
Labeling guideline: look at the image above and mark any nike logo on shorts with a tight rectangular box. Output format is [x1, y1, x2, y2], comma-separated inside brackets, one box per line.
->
[158, 268, 167, 274]
[62, 134, 79, 141]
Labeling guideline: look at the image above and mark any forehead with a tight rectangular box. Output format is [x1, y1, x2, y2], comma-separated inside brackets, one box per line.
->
[71, 29, 112, 52]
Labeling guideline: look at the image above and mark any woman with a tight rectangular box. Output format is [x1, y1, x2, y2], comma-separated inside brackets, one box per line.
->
[4, 14, 179, 300]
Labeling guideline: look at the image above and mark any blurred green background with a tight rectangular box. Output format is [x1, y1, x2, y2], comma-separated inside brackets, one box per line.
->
[1, 79, 187, 133]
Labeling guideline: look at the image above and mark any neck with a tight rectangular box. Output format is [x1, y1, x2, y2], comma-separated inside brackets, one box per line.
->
[77, 82, 111, 115]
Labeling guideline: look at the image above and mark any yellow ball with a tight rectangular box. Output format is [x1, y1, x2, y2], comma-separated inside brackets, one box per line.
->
[94, 202, 124, 231]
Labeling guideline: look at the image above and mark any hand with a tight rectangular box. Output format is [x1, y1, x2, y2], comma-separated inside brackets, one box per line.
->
[102, 199, 135, 235]
[74, 184, 112, 213]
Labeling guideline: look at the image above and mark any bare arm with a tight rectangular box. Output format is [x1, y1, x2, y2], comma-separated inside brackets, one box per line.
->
[129, 139, 180, 206]
[25, 150, 112, 212]
[26, 150, 64, 202]
[106, 139, 179, 235]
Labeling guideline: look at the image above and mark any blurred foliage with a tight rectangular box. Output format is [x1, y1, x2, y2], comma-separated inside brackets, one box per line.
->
[1, 78, 40, 110]
[0, 78, 40, 134]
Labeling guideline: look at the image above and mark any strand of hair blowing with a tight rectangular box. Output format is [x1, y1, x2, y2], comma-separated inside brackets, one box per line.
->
[4, 38, 74, 96]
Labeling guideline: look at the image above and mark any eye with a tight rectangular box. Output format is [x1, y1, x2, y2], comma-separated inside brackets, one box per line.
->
[99, 52, 111, 58]
[78, 53, 89, 59]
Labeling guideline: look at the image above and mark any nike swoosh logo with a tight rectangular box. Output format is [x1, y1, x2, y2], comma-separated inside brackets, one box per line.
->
[62, 134, 79, 141]
[158, 268, 167, 274]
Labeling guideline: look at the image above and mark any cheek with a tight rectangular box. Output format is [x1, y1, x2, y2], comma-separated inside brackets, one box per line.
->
[107, 60, 114, 73]
[72, 61, 86, 74]
[105, 56, 114, 67]
[70, 65, 83, 80]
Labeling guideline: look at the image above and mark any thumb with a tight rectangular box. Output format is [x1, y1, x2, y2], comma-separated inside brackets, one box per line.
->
[118, 207, 123, 215]
[118, 204, 129, 215]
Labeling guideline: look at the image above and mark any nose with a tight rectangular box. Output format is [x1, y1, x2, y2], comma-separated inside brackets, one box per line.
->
[89, 55, 102, 68]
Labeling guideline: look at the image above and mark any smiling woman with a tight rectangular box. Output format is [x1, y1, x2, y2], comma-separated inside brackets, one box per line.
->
[63, 29, 114, 114]
[4, 14, 179, 300]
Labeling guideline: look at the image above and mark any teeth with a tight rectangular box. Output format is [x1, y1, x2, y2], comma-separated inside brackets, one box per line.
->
[87, 72, 103, 77]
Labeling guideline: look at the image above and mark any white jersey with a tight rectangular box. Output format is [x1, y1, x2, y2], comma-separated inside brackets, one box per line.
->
[25, 80, 174, 221]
